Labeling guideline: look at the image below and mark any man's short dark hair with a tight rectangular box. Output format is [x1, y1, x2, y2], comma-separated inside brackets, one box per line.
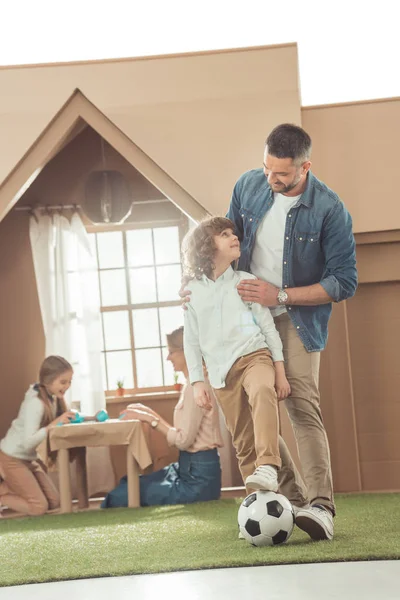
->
[266, 124, 312, 164]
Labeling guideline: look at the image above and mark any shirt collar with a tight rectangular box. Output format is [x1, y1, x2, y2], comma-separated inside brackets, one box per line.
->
[201, 265, 235, 284]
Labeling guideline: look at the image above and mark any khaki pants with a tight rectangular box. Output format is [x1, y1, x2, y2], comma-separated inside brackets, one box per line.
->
[214, 349, 281, 484]
[0, 450, 60, 516]
[274, 313, 335, 515]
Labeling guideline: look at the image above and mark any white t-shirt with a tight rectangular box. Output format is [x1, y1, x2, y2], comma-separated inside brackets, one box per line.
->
[250, 192, 301, 317]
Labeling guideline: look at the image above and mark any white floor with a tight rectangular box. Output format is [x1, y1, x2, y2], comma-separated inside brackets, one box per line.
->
[1, 561, 398, 600]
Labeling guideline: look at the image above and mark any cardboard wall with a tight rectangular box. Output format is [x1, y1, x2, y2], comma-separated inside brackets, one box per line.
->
[302, 98, 400, 234]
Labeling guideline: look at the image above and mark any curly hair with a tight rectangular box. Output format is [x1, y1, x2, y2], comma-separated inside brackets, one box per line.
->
[182, 216, 236, 279]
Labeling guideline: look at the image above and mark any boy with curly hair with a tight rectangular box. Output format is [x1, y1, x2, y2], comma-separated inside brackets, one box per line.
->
[182, 216, 290, 492]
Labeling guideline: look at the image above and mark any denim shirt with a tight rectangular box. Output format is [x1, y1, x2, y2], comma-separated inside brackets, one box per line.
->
[226, 169, 358, 352]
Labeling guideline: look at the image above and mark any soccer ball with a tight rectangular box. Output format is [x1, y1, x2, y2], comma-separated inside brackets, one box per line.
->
[238, 491, 295, 547]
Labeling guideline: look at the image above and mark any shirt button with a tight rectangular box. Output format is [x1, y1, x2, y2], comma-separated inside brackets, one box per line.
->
[288, 307, 292, 310]
[249, 218, 253, 222]
[286, 236, 289, 240]
[241, 213, 244, 217]
[296, 326, 300, 329]
[299, 237, 303, 241]
[284, 285, 288, 288]
[288, 214, 292, 218]
[284, 261, 287, 265]
[310, 238, 314, 241]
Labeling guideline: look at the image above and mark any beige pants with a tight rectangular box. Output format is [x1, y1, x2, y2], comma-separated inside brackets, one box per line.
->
[214, 349, 281, 484]
[274, 313, 335, 515]
[0, 450, 60, 516]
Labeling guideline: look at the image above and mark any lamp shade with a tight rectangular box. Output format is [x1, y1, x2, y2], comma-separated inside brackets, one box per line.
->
[83, 170, 132, 224]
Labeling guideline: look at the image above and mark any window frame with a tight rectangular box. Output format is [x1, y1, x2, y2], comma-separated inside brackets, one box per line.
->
[86, 215, 188, 397]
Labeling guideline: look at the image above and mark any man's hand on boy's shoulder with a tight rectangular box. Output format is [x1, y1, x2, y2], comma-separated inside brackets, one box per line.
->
[237, 278, 279, 307]
[179, 275, 194, 310]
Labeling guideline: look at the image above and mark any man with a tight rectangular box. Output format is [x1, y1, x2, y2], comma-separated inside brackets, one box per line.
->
[227, 123, 357, 540]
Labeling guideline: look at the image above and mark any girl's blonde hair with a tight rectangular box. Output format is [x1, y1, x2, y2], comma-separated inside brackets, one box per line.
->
[182, 216, 235, 279]
[166, 326, 184, 350]
[37, 356, 72, 427]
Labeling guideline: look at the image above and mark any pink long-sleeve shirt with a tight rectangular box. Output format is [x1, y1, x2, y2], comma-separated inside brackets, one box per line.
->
[166, 382, 223, 453]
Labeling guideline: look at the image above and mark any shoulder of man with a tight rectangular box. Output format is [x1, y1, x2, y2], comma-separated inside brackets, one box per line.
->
[234, 168, 266, 194]
[309, 172, 345, 212]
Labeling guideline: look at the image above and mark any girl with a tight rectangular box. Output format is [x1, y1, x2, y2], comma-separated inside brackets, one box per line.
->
[0, 356, 75, 517]
[101, 326, 223, 508]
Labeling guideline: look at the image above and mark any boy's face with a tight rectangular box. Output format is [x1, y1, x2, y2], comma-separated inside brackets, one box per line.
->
[214, 228, 241, 263]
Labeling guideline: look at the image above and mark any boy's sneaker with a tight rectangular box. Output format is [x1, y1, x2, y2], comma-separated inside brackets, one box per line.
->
[295, 504, 334, 541]
[245, 465, 278, 492]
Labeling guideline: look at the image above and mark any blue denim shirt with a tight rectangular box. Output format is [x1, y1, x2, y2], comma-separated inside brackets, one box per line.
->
[226, 169, 358, 352]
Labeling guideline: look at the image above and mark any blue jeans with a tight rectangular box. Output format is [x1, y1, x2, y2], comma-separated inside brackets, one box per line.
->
[101, 448, 221, 508]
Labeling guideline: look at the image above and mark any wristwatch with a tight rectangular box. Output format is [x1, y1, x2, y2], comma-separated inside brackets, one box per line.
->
[150, 419, 159, 429]
[277, 288, 289, 305]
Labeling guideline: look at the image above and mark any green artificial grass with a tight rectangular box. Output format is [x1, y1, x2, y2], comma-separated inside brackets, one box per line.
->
[0, 493, 399, 587]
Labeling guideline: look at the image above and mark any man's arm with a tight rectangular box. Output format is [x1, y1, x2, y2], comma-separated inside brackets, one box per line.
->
[238, 201, 358, 307]
[226, 179, 244, 241]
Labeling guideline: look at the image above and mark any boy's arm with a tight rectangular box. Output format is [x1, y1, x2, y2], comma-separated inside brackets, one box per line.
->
[250, 302, 284, 363]
[183, 303, 204, 384]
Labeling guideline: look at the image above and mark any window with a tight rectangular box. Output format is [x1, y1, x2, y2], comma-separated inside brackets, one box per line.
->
[88, 222, 186, 394]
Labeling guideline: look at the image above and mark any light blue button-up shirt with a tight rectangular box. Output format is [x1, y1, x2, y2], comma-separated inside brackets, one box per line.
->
[183, 267, 284, 389]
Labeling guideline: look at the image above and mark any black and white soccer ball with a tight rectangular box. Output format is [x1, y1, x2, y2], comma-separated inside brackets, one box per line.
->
[238, 491, 295, 547]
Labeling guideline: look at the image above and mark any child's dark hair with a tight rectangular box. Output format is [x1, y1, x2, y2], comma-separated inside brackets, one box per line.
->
[37, 355, 72, 427]
[182, 216, 235, 279]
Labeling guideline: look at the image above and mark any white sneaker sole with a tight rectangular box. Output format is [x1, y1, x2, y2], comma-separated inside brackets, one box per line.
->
[244, 476, 278, 492]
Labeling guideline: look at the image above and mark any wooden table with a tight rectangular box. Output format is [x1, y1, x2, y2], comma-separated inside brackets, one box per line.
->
[47, 419, 153, 513]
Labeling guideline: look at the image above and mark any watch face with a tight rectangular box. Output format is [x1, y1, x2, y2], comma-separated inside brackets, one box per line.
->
[278, 290, 288, 304]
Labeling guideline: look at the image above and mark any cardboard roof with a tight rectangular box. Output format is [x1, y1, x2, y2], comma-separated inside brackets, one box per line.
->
[0, 44, 301, 221]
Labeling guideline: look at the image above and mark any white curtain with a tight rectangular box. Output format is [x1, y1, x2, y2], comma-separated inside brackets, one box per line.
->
[29, 211, 105, 414]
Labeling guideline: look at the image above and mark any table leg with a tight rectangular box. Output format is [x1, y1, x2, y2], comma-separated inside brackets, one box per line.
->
[127, 449, 140, 508]
[58, 448, 72, 513]
[75, 447, 89, 509]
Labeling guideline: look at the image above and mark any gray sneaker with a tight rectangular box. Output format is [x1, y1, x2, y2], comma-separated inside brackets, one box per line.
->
[295, 504, 334, 541]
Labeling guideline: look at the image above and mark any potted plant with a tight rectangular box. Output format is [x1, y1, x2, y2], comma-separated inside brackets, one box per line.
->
[173, 372, 183, 392]
[116, 379, 125, 397]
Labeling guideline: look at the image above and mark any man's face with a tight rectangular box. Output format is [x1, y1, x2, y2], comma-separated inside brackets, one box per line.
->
[263, 149, 310, 194]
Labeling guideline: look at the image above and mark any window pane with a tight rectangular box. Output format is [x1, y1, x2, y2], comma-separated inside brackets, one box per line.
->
[130, 267, 157, 303]
[101, 353, 107, 390]
[162, 346, 177, 386]
[102, 311, 131, 350]
[126, 229, 154, 267]
[88, 233, 99, 268]
[135, 348, 163, 388]
[97, 232, 124, 269]
[156, 265, 182, 302]
[159, 306, 184, 346]
[106, 351, 134, 390]
[132, 308, 160, 348]
[154, 226, 180, 265]
[100, 269, 127, 306]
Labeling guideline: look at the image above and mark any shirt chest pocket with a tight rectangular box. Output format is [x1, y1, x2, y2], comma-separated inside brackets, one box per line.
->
[294, 232, 321, 261]
[240, 208, 257, 241]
